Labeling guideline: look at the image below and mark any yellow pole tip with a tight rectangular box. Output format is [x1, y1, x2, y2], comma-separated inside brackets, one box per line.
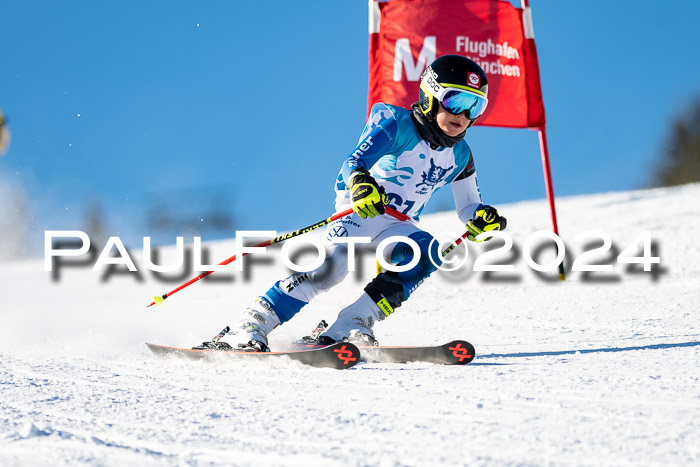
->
[153, 295, 165, 306]
[559, 273, 566, 281]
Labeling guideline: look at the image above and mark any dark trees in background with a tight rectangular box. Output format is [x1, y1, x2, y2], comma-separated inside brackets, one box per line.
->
[652, 96, 700, 187]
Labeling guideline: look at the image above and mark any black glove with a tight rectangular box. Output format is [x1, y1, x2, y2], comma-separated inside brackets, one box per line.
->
[466, 205, 507, 242]
[348, 168, 389, 219]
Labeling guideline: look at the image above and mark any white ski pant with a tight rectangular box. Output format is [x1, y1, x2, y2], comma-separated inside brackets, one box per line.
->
[260, 212, 441, 323]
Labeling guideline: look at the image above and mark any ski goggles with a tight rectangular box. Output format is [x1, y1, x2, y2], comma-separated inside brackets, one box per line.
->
[438, 87, 489, 120]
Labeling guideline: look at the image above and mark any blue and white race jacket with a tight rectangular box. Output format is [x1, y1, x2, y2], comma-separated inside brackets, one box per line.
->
[335, 103, 483, 225]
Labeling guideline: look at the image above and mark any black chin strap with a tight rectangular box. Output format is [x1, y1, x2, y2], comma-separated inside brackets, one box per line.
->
[410, 103, 466, 149]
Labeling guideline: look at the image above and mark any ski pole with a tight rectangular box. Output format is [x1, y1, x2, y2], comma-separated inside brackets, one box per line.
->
[441, 231, 470, 257]
[147, 206, 410, 307]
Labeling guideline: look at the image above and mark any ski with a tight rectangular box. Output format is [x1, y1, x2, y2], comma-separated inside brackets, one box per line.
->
[297, 322, 474, 365]
[359, 340, 476, 365]
[296, 340, 475, 365]
[145, 341, 361, 370]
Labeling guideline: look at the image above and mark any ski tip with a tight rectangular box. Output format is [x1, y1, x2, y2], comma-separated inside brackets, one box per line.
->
[446, 340, 476, 365]
[328, 342, 361, 369]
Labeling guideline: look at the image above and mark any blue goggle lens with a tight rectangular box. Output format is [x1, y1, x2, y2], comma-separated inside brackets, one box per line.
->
[441, 89, 488, 119]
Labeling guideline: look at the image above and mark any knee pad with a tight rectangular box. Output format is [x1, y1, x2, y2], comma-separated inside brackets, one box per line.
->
[365, 231, 442, 312]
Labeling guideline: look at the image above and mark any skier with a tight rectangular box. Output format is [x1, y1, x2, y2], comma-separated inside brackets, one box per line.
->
[205, 55, 507, 351]
[0, 107, 9, 155]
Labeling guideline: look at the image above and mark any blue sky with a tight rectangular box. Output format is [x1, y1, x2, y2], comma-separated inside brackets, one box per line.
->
[1, 1, 698, 253]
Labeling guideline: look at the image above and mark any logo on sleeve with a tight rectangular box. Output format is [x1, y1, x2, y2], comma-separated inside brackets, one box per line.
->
[350, 135, 374, 159]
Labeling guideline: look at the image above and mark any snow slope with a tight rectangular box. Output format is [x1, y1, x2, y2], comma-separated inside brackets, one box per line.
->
[1, 184, 699, 466]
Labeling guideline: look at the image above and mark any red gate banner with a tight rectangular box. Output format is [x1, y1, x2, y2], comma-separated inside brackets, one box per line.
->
[369, 0, 545, 129]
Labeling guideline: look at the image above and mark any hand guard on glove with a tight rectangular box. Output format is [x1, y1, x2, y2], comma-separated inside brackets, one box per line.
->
[348, 168, 389, 219]
[466, 204, 507, 242]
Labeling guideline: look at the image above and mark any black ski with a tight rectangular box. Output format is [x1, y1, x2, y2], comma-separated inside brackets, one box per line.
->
[297, 321, 474, 365]
[295, 340, 475, 365]
[145, 341, 360, 370]
[360, 340, 475, 365]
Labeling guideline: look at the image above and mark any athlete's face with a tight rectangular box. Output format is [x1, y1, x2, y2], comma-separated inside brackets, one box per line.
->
[435, 105, 470, 137]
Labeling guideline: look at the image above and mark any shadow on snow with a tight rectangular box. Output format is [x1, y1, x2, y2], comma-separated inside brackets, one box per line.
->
[477, 340, 700, 360]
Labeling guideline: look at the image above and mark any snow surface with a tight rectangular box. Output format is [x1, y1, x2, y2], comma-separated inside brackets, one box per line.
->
[1, 184, 699, 466]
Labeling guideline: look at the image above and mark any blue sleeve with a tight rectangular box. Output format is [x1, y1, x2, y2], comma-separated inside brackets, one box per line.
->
[340, 105, 398, 185]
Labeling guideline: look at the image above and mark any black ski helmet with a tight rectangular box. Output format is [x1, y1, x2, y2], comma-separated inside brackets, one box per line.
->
[419, 55, 489, 126]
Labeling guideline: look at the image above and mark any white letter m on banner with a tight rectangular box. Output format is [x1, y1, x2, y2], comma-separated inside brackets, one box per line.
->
[393, 36, 436, 81]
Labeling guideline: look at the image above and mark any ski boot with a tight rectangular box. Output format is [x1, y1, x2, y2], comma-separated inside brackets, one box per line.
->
[301, 293, 383, 347]
[194, 298, 281, 352]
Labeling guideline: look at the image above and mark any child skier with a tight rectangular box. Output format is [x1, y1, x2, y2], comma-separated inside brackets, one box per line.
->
[204, 55, 507, 351]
